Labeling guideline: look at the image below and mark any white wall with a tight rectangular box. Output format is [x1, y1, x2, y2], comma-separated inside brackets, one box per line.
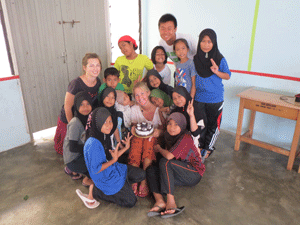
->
[0, 78, 30, 152]
[142, 0, 300, 149]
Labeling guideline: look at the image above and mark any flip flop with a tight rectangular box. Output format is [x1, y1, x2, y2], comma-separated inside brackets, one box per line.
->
[64, 167, 83, 180]
[201, 149, 214, 163]
[138, 185, 149, 198]
[161, 206, 185, 219]
[76, 189, 100, 209]
[147, 205, 165, 217]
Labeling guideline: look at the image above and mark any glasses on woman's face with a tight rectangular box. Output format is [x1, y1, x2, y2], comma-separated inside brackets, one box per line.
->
[156, 53, 165, 56]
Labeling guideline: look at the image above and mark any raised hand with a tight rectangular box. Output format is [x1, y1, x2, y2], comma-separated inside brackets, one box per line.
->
[186, 99, 194, 117]
[121, 133, 133, 149]
[210, 58, 219, 74]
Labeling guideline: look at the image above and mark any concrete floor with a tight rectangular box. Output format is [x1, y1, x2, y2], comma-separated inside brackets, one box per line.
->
[0, 131, 299, 225]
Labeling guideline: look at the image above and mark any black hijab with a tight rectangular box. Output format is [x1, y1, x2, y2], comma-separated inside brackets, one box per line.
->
[144, 69, 173, 97]
[73, 91, 93, 127]
[85, 107, 113, 160]
[194, 28, 224, 78]
[98, 87, 118, 135]
[164, 112, 187, 150]
[171, 86, 206, 132]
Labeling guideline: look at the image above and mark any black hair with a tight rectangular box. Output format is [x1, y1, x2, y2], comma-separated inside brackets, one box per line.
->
[151, 46, 168, 64]
[125, 41, 138, 51]
[158, 13, 177, 28]
[104, 67, 120, 79]
[173, 38, 190, 51]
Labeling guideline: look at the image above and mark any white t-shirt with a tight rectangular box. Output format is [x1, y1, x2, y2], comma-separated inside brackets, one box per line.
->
[159, 33, 197, 66]
[154, 64, 171, 85]
[131, 105, 162, 128]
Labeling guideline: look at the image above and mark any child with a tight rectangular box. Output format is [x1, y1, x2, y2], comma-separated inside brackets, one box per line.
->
[193, 28, 231, 161]
[151, 46, 171, 85]
[98, 67, 124, 98]
[98, 87, 123, 149]
[115, 90, 131, 129]
[144, 69, 173, 97]
[150, 89, 174, 126]
[114, 35, 153, 97]
[129, 82, 163, 198]
[171, 86, 206, 150]
[76, 107, 145, 208]
[158, 14, 197, 65]
[146, 112, 205, 218]
[173, 38, 196, 98]
[63, 91, 93, 186]
[54, 53, 102, 155]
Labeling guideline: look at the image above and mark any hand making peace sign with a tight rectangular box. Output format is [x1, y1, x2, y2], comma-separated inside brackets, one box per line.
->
[210, 58, 219, 74]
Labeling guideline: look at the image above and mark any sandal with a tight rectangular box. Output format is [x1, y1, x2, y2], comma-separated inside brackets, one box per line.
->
[76, 189, 100, 209]
[147, 205, 165, 217]
[161, 206, 185, 219]
[138, 184, 149, 198]
[201, 149, 214, 163]
[64, 166, 83, 180]
[132, 183, 138, 196]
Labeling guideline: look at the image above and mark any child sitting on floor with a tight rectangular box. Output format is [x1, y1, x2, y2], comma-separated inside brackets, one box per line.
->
[76, 107, 145, 209]
[63, 91, 93, 186]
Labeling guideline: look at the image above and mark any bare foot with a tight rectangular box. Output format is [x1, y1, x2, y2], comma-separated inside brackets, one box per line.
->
[82, 177, 93, 186]
[149, 201, 166, 212]
[161, 202, 177, 215]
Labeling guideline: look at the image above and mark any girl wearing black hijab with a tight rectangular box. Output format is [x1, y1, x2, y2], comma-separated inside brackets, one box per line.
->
[63, 91, 93, 186]
[146, 112, 205, 218]
[193, 28, 231, 161]
[144, 69, 174, 97]
[98, 87, 123, 147]
[171, 86, 206, 149]
[76, 107, 145, 209]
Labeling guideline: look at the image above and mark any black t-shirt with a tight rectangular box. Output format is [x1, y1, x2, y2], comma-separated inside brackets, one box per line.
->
[60, 77, 101, 124]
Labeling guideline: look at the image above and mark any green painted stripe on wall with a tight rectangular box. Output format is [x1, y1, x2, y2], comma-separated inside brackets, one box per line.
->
[248, 0, 260, 71]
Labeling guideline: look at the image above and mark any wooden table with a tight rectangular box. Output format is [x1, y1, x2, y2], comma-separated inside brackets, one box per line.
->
[234, 88, 300, 172]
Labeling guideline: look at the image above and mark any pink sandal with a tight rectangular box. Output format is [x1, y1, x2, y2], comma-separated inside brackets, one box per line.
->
[138, 184, 149, 198]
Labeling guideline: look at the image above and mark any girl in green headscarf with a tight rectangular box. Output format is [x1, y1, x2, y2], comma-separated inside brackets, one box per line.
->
[150, 89, 174, 126]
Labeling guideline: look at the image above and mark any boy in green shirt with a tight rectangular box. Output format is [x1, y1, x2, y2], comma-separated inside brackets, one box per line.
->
[98, 67, 125, 100]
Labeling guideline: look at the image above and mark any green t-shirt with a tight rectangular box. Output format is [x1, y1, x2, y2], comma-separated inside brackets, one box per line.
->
[98, 83, 125, 101]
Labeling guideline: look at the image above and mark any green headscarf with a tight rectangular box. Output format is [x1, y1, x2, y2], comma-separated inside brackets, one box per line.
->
[150, 89, 173, 107]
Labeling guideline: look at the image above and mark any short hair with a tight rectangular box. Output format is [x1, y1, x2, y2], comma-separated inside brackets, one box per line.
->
[133, 82, 150, 95]
[81, 53, 102, 75]
[104, 67, 120, 79]
[173, 38, 190, 51]
[158, 13, 177, 28]
[151, 46, 168, 64]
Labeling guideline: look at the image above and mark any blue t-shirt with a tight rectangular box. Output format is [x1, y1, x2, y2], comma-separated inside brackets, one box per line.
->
[84, 137, 127, 195]
[195, 58, 231, 103]
[174, 59, 196, 93]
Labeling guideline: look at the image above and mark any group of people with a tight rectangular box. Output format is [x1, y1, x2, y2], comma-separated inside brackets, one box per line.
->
[53, 13, 231, 218]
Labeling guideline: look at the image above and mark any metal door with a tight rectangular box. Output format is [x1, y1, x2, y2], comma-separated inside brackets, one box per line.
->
[2, 0, 109, 134]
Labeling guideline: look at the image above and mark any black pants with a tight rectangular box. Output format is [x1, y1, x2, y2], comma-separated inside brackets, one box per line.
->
[146, 158, 201, 196]
[67, 154, 90, 178]
[197, 101, 223, 151]
[93, 165, 145, 208]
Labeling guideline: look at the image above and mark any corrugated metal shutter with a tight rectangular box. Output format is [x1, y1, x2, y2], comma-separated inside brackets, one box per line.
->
[3, 0, 109, 133]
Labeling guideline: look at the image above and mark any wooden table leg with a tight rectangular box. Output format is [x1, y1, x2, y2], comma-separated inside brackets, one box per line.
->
[235, 98, 245, 151]
[287, 110, 300, 171]
[248, 110, 256, 138]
